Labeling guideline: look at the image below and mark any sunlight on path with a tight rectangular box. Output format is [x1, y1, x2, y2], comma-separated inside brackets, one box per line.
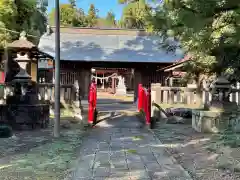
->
[66, 114, 192, 180]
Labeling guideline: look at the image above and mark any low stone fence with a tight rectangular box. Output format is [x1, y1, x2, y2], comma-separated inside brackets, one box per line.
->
[0, 83, 77, 105]
[151, 83, 240, 106]
[38, 83, 77, 104]
[192, 110, 240, 133]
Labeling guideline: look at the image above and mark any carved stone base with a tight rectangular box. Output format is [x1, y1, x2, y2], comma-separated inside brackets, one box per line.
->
[0, 104, 50, 130]
[115, 88, 127, 95]
[192, 110, 240, 133]
[208, 100, 238, 112]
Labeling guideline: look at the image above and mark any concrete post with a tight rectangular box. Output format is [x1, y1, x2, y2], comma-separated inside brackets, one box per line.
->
[151, 83, 161, 105]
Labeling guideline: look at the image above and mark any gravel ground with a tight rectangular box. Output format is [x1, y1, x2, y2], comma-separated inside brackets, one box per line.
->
[0, 120, 89, 180]
[152, 122, 240, 180]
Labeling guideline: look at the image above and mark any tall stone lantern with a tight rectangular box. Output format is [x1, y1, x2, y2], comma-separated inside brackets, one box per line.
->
[7, 31, 38, 103]
[8, 31, 38, 83]
[208, 76, 237, 112]
[3, 31, 50, 130]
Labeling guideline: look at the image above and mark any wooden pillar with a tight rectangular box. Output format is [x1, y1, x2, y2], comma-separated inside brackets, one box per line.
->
[84, 69, 91, 98]
[102, 73, 105, 90]
[112, 77, 116, 94]
[95, 71, 98, 88]
[79, 68, 91, 98]
[134, 69, 142, 102]
[112, 78, 114, 93]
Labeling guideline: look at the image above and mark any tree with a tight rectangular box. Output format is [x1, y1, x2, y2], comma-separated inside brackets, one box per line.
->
[105, 11, 116, 27]
[150, 0, 240, 83]
[49, 4, 76, 26]
[96, 11, 116, 28]
[118, 0, 138, 4]
[0, 0, 48, 46]
[87, 4, 98, 27]
[49, 3, 87, 27]
[119, 0, 152, 29]
[0, 0, 16, 47]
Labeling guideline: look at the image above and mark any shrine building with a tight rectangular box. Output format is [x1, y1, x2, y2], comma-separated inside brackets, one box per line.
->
[37, 27, 184, 101]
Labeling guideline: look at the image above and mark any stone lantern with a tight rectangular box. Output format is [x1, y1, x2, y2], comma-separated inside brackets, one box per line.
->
[7, 31, 38, 103]
[208, 76, 237, 112]
[8, 31, 38, 83]
[12, 51, 32, 95]
[1, 31, 50, 130]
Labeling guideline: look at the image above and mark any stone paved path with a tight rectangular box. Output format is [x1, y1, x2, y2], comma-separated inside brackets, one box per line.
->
[67, 113, 192, 180]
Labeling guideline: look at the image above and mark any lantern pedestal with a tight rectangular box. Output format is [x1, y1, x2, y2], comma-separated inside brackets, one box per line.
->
[192, 76, 240, 133]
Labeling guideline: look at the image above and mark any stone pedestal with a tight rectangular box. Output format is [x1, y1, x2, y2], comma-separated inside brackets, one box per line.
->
[115, 76, 127, 95]
[192, 76, 240, 133]
[151, 83, 161, 104]
[192, 107, 240, 133]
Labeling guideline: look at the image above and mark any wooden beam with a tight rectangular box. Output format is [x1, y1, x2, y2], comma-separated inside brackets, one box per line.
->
[164, 63, 184, 72]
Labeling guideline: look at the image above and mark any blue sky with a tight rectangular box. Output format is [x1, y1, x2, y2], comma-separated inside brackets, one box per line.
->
[47, 0, 124, 20]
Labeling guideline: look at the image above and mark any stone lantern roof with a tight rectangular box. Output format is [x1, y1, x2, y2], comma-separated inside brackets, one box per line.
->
[7, 31, 36, 49]
[210, 76, 231, 89]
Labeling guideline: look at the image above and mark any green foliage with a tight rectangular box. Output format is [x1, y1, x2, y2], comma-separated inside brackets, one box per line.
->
[49, 4, 87, 27]
[105, 11, 116, 27]
[150, 0, 240, 81]
[87, 4, 98, 27]
[119, 0, 152, 29]
[96, 11, 116, 28]
[0, 0, 47, 46]
[49, 3, 117, 28]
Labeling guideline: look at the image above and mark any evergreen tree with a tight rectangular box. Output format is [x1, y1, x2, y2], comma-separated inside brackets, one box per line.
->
[119, 0, 151, 29]
[87, 4, 98, 27]
[0, 0, 48, 46]
[49, 3, 87, 27]
[105, 11, 116, 27]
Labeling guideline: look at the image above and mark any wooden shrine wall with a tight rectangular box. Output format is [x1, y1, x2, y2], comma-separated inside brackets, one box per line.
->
[140, 69, 171, 88]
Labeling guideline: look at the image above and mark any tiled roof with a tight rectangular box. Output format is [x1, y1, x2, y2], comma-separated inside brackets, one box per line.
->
[38, 27, 184, 63]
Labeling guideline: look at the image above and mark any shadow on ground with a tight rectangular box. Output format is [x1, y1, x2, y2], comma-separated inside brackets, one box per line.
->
[0, 123, 89, 180]
[152, 122, 240, 180]
[66, 113, 192, 180]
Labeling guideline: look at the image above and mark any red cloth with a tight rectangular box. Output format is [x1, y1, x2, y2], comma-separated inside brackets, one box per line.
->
[88, 82, 97, 124]
[0, 72, 5, 83]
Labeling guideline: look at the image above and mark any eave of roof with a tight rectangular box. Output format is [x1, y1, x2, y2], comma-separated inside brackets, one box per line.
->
[38, 27, 184, 63]
[50, 26, 151, 36]
[157, 55, 191, 72]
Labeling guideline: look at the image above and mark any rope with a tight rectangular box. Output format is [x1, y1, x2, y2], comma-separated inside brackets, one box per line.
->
[91, 73, 119, 81]
[0, 27, 39, 38]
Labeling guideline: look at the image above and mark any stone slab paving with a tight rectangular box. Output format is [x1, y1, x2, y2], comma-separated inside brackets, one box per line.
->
[66, 114, 192, 180]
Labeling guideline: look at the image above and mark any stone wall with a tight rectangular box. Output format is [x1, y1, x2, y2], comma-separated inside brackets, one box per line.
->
[192, 110, 240, 133]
